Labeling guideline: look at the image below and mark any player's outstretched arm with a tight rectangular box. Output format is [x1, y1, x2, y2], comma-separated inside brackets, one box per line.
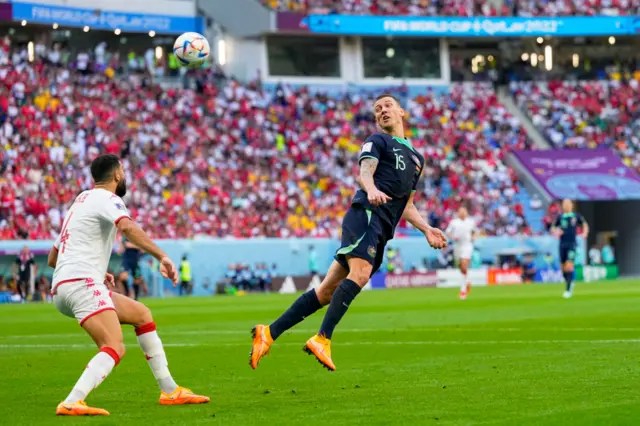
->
[402, 192, 447, 249]
[116, 218, 178, 284]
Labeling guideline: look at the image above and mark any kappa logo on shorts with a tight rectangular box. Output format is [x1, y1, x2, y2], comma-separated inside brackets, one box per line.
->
[368, 245, 377, 258]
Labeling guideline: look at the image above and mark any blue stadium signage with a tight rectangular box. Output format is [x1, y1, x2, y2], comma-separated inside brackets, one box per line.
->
[302, 15, 640, 37]
[12, 1, 204, 34]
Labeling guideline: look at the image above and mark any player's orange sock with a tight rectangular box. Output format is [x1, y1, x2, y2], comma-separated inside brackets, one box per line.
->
[64, 347, 120, 403]
[135, 322, 178, 394]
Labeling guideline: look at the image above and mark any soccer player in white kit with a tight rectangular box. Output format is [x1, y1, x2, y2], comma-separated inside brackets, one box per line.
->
[48, 154, 209, 416]
[446, 207, 476, 300]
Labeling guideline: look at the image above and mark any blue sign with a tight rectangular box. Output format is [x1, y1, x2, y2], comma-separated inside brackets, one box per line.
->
[12, 2, 203, 34]
[303, 15, 640, 37]
[534, 268, 563, 283]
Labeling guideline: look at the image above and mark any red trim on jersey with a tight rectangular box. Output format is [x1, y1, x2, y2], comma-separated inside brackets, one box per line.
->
[114, 215, 131, 226]
[79, 307, 116, 326]
[135, 322, 157, 336]
[50, 277, 85, 295]
[99, 346, 121, 366]
[52, 245, 59, 252]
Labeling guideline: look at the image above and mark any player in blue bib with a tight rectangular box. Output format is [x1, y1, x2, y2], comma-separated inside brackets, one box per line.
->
[553, 199, 589, 298]
[249, 94, 448, 371]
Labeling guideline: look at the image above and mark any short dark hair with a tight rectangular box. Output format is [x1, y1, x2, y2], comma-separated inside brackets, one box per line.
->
[374, 93, 401, 105]
[90, 154, 121, 184]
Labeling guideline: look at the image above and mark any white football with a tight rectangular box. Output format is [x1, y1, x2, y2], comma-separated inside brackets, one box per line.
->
[173, 32, 210, 66]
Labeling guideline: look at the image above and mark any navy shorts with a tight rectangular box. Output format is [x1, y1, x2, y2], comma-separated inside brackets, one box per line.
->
[559, 244, 576, 264]
[124, 262, 142, 279]
[334, 205, 390, 276]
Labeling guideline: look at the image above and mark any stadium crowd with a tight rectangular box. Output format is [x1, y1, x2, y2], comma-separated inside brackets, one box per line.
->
[512, 79, 640, 172]
[262, 0, 639, 16]
[1, 35, 536, 240]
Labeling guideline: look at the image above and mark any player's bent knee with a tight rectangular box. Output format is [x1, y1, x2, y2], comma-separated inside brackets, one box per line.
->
[347, 267, 372, 287]
[137, 304, 153, 326]
[101, 341, 126, 360]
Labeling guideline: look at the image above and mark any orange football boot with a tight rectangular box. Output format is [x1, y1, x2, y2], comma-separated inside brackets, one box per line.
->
[250, 324, 273, 369]
[303, 334, 336, 371]
[55, 400, 109, 416]
[159, 386, 210, 405]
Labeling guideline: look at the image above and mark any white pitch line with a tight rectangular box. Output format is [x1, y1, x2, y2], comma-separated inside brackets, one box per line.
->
[5, 327, 640, 340]
[1, 339, 639, 350]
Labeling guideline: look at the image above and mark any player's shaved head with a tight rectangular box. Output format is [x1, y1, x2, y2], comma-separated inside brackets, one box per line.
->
[562, 199, 574, 212]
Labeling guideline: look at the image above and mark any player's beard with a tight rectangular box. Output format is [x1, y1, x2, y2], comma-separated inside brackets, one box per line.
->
[115, 180, 127, 197]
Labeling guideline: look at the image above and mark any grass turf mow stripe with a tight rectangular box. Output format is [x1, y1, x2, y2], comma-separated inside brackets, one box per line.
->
[1, 281, 639, 426]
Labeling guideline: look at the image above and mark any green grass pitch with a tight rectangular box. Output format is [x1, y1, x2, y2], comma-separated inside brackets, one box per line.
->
[1, 281, 639, 425]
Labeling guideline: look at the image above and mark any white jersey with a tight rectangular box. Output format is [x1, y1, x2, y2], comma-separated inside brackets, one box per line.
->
[52, 188, 130, 290]
[446, 217, 476, 246]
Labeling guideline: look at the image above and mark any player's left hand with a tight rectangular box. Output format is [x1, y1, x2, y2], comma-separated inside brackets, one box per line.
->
[425, 227, 447, 249]
[104, 273, 115, 288]
[160, 256, 179, 286]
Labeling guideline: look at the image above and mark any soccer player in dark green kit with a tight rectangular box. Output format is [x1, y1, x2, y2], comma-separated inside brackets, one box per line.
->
[553, 199, 589, 299]
[249, 94, 448, 371]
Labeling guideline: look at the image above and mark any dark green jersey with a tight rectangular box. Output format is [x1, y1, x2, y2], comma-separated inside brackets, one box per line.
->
[554, 212, 585, 246]
[352, 133, 424, 238]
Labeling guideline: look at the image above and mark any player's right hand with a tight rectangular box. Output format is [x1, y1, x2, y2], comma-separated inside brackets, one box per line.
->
[368, 188, 392, 206]
[104, 273, 115, 288]
[425, 227, 448, 249]
[160, 257, 179, 286]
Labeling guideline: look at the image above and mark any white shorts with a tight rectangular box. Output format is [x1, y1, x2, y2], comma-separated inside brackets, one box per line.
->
[454, 244, 473, 261]
[52, 277, 116, 325]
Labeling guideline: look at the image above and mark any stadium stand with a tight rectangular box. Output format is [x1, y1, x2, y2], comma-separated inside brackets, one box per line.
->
[0, 36, 542, 240]
[262, 0, 640, 16]
[512, 79, 640, 172]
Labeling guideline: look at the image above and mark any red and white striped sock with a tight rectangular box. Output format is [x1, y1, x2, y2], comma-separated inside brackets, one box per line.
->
[135, 322, 178, 395]
[64, 347, 119, 403]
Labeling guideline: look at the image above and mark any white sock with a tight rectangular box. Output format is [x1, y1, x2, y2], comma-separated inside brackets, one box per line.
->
[64, 350, 117, 403]
[460, 273, 468, 292]
[136, 322, 178, 394]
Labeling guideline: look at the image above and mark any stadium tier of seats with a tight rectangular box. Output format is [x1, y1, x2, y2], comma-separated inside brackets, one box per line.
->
[512, 80, 640, 172]
[262, 0, 639, 16]
[0, 37, 556, 240]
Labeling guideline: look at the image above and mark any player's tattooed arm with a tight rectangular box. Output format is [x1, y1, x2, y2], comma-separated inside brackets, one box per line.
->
[359, 158, 391, 206]
[358, 158, 379, 191]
